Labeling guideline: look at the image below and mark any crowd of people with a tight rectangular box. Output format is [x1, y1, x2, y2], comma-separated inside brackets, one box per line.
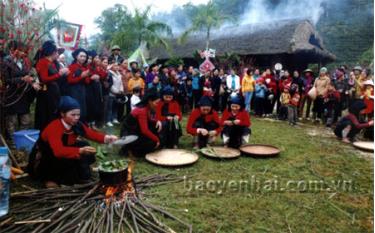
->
[2, 40, 374, 186]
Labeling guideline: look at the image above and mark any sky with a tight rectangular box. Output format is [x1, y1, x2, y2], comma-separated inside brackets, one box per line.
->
[34, 0, 209, 37]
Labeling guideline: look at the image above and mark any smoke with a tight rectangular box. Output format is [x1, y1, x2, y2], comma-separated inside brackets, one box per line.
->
[241, 0, 326, 25]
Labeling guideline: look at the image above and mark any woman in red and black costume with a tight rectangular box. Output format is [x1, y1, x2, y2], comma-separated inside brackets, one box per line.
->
[155, 85, 182, 148]
[86, 50, 107, 128]
[120, 90, 161, 156]
[67, 48, 90, 122]
[221, 94, 251, 148]
[28, 96, 117, 187]
[34, 40, 70, 130]
[186, 96, 221, 148]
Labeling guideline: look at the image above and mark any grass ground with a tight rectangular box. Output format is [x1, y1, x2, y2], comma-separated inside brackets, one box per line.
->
[11, 116, 374, 233]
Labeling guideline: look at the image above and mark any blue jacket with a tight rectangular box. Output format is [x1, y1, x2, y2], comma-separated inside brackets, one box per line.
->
[255, 84, 266, 98]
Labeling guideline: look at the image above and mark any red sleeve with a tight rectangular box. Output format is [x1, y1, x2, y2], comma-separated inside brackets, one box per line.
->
[220, 110, 230, 125]
[97, 67, 108, 80]
[83, 124, 105, 143]
[155, 102, 165, 121]
[186, 109, 201, 135]
[41, 120, 80, 159]
[36, 58, 60, 83]
[347, 114, 370, 129]
[134, 108, 159, 143]
[171, 101, 182, 121]
[67, 63, 87, 84]
[238, 111, 251, 127]
[269, 80, 277, 95]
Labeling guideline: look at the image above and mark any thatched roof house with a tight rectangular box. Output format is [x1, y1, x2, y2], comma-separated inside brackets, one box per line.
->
[150, 20, 335, 70]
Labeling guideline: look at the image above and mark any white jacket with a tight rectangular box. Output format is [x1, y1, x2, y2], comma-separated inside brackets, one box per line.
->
[226, 74, 241, 91]
[109, 70, 124, 95]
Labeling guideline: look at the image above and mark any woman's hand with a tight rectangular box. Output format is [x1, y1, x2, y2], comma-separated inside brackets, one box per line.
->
[104, 135, 118, 144]
[233, 120, 240, 125]
[91, 74, 100, 81]
[82, 70, 90, 78]
[59, 68, 70, 76]
[197, 128, 208, 136]
[32, 82, 41, 91]
[79, 146, 97, 155]
[224, 120, 233, 126]
[156, 121, 162, 132]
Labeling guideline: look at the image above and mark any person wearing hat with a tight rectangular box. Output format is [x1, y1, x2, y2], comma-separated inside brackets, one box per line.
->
[28, 96, 118, 187]
[221, 94, 251, 148]
[108, 45, 124, 65]
[186, 96, 221, 148]
[155, 86, 182, 148]
[120, 90, 161, 156]
[361, 79, 374, 117]
[312, 67, 331, 123]
[35, 40, 70, 130]
[334, 100, 373, 143]
[67, 48, 91, 122]
[300, 69, 315, 119]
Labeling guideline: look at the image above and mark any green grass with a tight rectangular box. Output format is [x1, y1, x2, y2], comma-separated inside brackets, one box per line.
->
[12, 117, 374, 232]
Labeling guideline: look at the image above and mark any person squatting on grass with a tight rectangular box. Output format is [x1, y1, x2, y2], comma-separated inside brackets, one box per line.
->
[221, 94, 251, 148]
[334, 100, 374, 143]
[186, 96, 221, 149]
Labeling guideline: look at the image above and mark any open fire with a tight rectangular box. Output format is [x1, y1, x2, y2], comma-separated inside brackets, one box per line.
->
[2, 160, 192, 233]
[103, 159, 136, 203]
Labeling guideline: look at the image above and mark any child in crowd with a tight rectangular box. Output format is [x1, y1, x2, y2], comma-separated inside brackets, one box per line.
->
[279, 85, 291, 120]
[130, 86, 141, 110]
[288, 84, 300, 126]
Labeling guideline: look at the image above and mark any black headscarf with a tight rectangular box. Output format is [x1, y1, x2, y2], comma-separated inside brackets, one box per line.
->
[349, 100, 367, 117]
[136, 90, 160, 108]
[71, 48, 88, 64]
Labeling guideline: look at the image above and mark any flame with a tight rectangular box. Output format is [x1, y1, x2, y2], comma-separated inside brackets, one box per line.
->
[105, 186, 118, 199]
[103, 157, 137, 204]
[125, 159, 135, 193]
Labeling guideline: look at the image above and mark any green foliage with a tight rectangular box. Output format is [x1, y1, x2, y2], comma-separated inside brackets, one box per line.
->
[94, 5, 172, 56]
[216, 52, 240, 69]
[358, 46, 374, 67]
[178, 0, 235, 50]
[164, 56, 184, 68]
[317, 0, 373, 65]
